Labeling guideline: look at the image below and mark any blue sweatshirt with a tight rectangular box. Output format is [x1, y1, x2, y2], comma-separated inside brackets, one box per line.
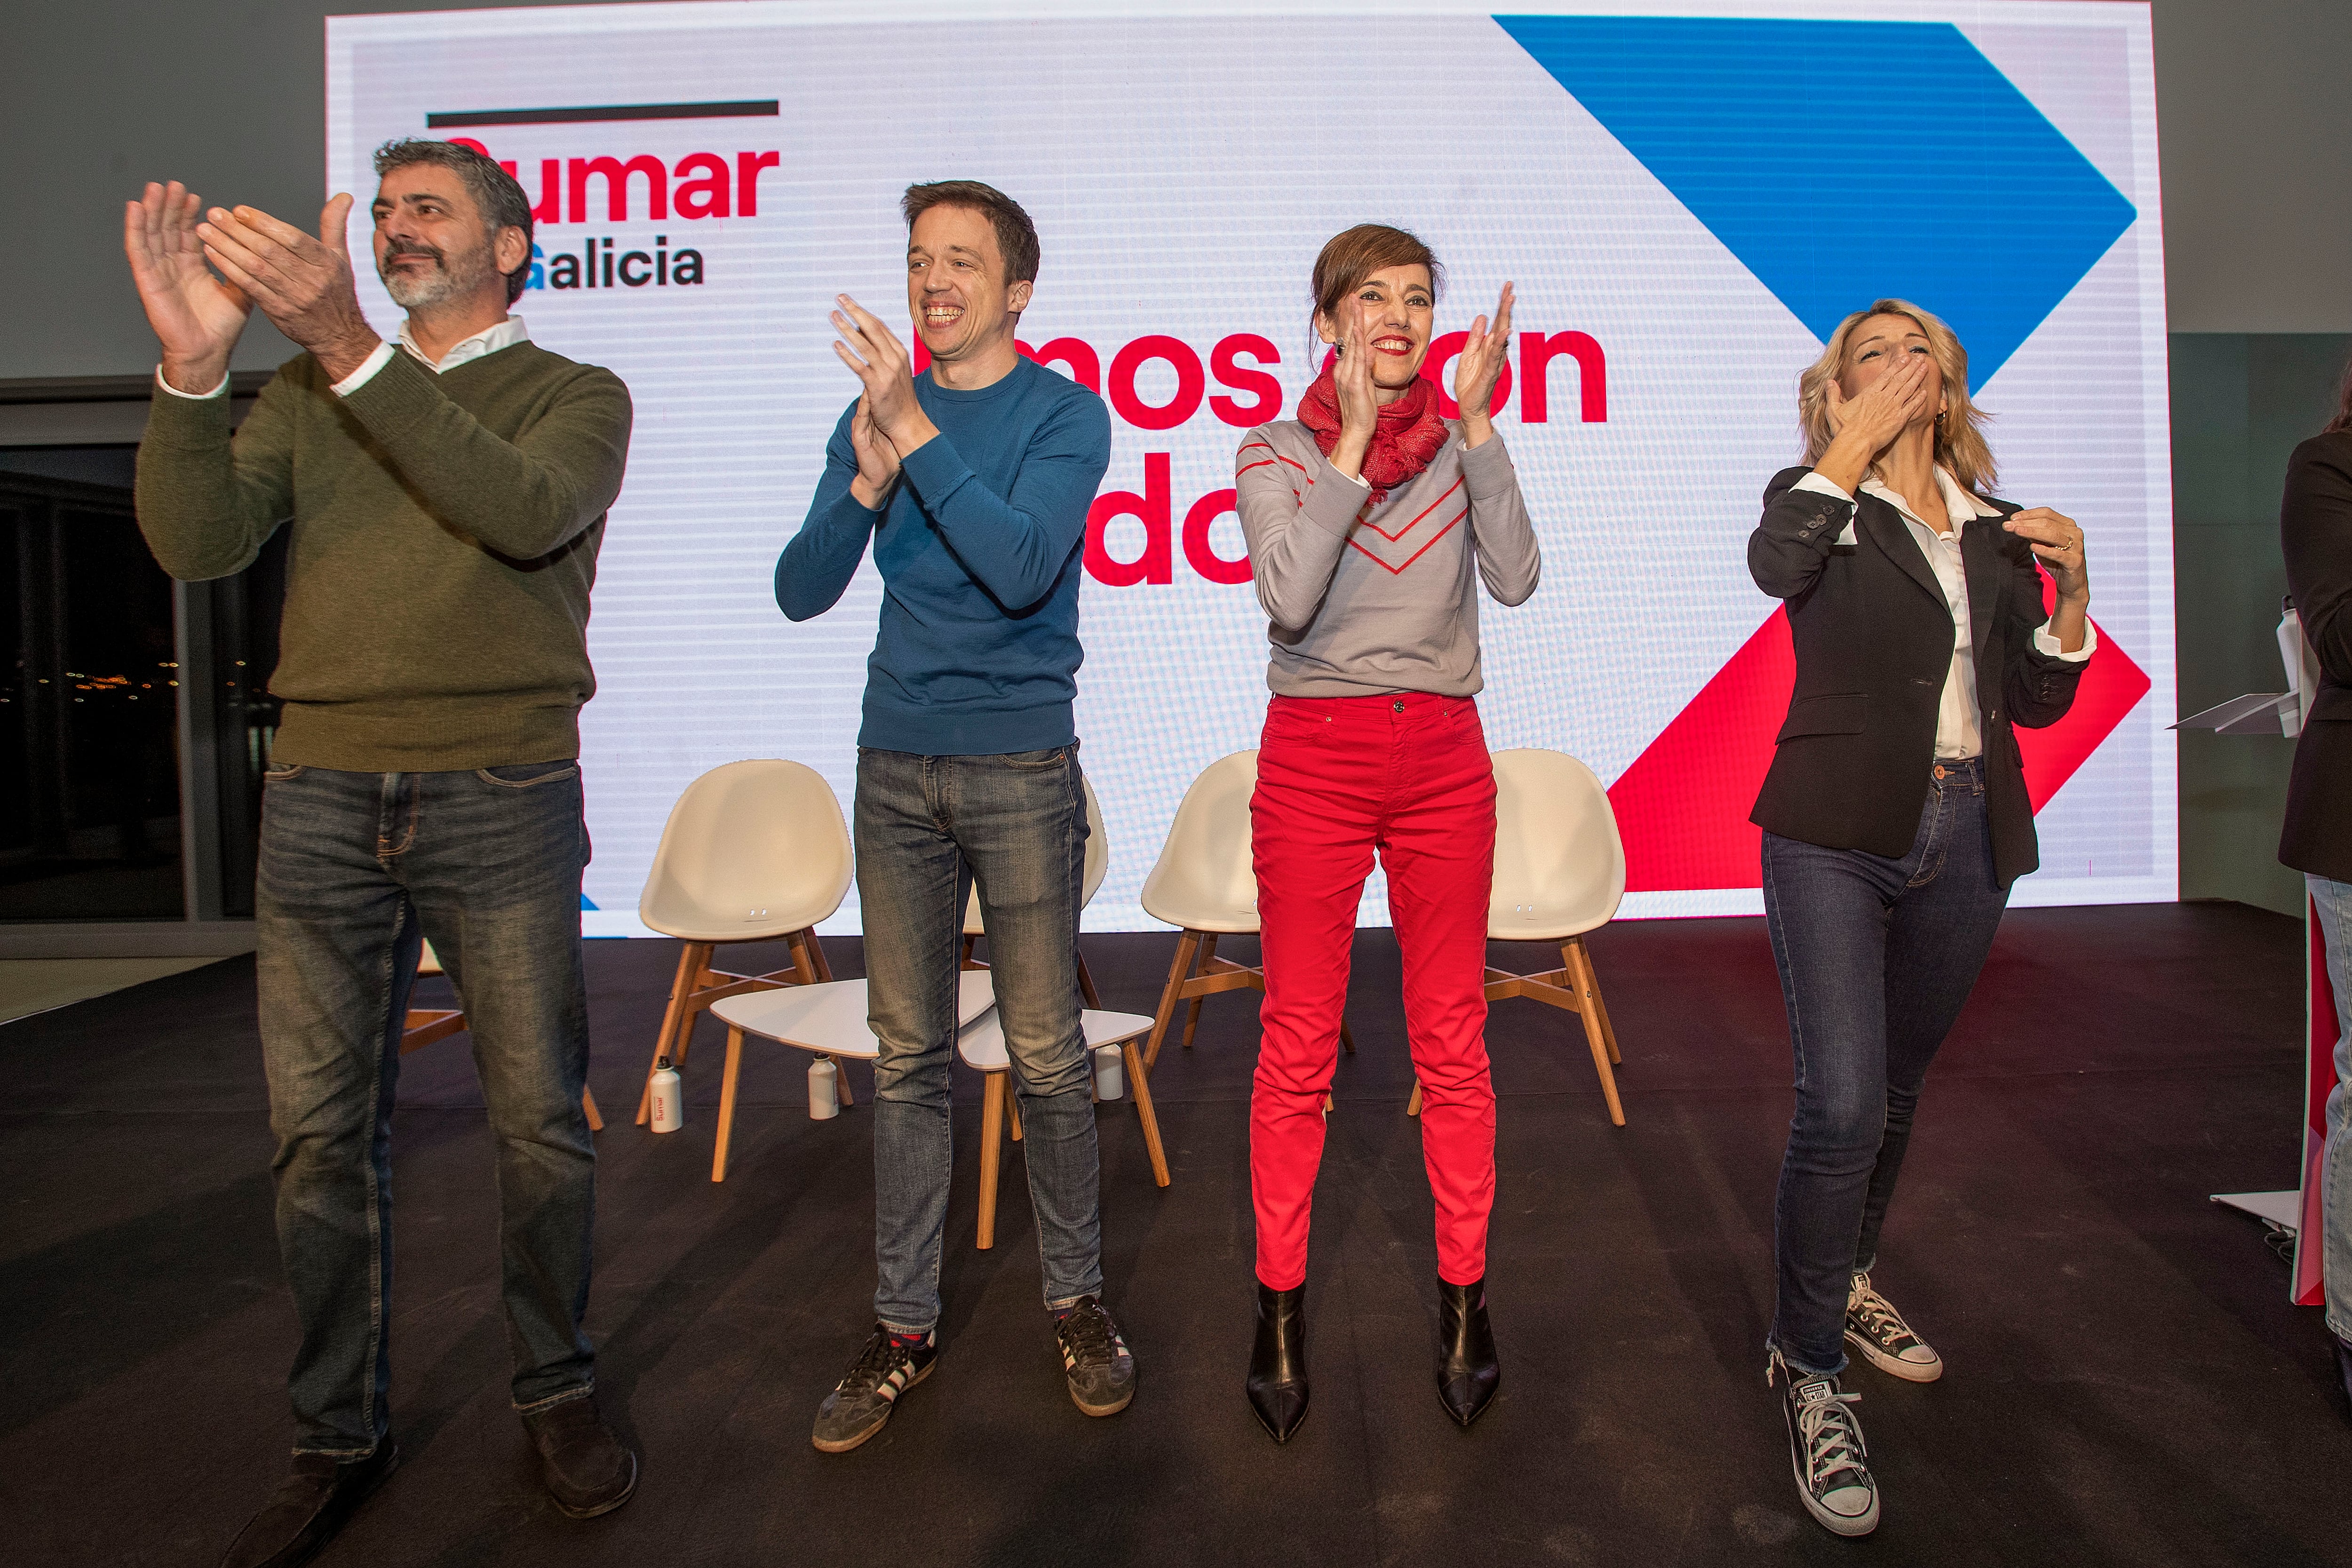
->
[777, 356, 1112, 755]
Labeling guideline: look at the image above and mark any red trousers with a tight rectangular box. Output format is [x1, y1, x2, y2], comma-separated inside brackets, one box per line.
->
[1249, 691, 1498, 1289]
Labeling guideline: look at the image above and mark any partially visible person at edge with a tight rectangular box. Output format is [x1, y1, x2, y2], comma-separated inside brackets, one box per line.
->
[1231, 223, 1539, 1444]
[125, 138, 636, 1568]
[1746, 301, 2092, 1536]
[2278, 356, 2352, 1419]
[775, 180, 1132, 1453]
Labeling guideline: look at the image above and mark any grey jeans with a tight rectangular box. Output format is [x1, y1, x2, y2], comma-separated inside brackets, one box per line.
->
[855, 743, 1101, 1332]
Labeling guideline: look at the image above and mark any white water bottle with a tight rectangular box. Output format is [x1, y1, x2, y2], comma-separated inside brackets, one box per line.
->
[808, 1056, 840, 1120]
[649, 1057, 683, 1133]
[1091, 1043, 1124, 1101]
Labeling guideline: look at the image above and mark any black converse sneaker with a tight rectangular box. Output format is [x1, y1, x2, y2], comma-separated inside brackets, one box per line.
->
[1845, 1271, 1944, 1383]
[1769, 1348, 1880, 1537]
[812, 1324, 938, 1454]
[1054, 1296, 1137, 1417]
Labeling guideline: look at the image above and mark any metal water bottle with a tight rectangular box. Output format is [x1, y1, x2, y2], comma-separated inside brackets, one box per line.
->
[1091, 1043, 1125, 1101]
[649, 1056, 683, 1133]
[808, 1056, 840, 1120]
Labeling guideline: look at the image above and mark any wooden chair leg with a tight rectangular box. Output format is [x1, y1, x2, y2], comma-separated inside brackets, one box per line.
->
[639, 941, 707, 1125]
[1007, 1088, 1024, 1142]
[1406, 1082, 1422, 1117]
[977, 1072, 1006, 1248]
[712, 1024, 747, 1181]
[1564, 940, 1627, 1127]
[1144, 931, 1200, 1071]
[830, 1052, 855, 1108]
[1180, 934, 1217, 1049]
[581, 1086, 604, 1132]
[673, 941, 717, 1067]
[1124, 1040, 1171, 1187]
[803, 930, 836, 983]
[960, 932, 982, 969]
[788, 928, 823, 985]
[1573, 937, 1623, 1065]
[1339, 1017, 1358, 1055]
[1076, 949, 1103, 1010]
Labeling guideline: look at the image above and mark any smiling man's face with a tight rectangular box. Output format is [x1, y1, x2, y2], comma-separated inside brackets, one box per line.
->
[371, 164, 503, 311]
[906, 203, 1031, 367]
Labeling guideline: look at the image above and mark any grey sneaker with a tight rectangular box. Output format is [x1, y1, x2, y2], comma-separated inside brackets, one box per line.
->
[1845, 1271, 1943, 1383]
[812, 1325, 937, 1454]
[1770, 1349, 1879, 1538]
[1055, 1296, 1136, 1417]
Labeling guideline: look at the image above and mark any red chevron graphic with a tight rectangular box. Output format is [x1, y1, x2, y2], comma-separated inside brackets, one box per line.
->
[1605, 594, 2151, 892]
[1349, 507, 1466, 574]
[1359, 476, 1465, 543]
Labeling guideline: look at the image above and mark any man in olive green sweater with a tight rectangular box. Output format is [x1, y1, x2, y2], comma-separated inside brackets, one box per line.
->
[127, 140, 636, 1568]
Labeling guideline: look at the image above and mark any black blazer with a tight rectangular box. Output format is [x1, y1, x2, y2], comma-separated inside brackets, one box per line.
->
[2280, 431, 2352, 882]
[1746, 467, 2087, 886]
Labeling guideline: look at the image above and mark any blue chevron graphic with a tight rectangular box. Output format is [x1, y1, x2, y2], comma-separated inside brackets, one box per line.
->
[1495, 16, 2137, 382]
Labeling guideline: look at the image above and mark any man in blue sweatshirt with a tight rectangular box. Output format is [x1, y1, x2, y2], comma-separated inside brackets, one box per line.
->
[777, 180, 1128, 1451]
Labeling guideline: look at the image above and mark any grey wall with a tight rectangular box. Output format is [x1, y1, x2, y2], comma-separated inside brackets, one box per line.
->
[2, 0, 2348, 378]
[2171, 334, 2352, 915]
[2154, 1, 2352, 333]
[0, 0, 603, 381]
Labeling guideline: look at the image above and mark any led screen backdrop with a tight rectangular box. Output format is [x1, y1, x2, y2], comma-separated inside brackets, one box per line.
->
[324, 0, 2174, 934]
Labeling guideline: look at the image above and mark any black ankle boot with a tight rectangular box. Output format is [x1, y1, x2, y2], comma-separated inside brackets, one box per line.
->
[1436, 1276, 1500, 1427]
[1247, 1281, 1310, 1443]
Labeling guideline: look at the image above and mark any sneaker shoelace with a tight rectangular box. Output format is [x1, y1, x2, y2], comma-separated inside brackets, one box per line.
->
[836, 1331, 914, 1397]
[1795, 1383, 1870, 1491]
[1848, 1278, 1918, 1349]
[1060, 1303, 1122, 1368]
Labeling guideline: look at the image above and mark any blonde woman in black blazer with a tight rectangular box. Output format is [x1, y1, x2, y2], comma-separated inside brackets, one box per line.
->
[1745, 300, 2092, 1537]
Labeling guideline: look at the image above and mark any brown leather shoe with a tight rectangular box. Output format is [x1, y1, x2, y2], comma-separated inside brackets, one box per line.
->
[522, 1394, 637, 1519]
[219, 1435, 398, 1568]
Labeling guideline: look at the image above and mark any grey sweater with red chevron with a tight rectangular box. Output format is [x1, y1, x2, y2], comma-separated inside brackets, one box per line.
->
[1235, 420, 1541, 698]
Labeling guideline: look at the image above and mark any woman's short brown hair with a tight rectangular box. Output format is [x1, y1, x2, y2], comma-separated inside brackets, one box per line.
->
[901, 179, 1040, 286]
[1310, 224, 1442, 339]
[1798, 299, 1998, 496]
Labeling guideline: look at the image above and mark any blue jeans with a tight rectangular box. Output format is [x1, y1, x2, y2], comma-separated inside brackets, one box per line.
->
[855, 744, 1100, 1332]
[1760, 756, 2010, 1375]
[2311, 875, 2352, 1342]
[255, 762, 597, 1456]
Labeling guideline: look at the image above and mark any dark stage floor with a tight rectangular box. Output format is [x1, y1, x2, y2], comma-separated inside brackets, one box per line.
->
[4, 903, 2346, 1567]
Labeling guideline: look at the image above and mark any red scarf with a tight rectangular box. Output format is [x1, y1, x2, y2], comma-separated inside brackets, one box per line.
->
[1297, 368, 1449, 505]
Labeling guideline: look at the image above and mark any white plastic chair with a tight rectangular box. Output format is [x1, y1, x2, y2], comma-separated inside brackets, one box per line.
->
[633, 761, 853, 1127]
[1137, 749, 1354, 1072]
[956, 1004, 1165, 1244]
[959, 775, 1112, 1007]
[402, 938, 603, 1129]
[1426, 748, 1628, 1125]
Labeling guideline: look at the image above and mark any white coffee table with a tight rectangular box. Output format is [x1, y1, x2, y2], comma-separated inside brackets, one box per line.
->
[955, 1007, 1168, 1247]
[703, 973, 994, 1180]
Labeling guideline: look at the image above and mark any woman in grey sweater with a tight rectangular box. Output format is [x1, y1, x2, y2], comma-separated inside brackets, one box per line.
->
[1233, 223, 1539, 1443]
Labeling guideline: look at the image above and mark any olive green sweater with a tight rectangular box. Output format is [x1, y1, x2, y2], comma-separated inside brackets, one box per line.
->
[135, 342, 632, 771]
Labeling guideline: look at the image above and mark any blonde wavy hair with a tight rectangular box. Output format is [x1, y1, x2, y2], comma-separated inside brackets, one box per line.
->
[1798, 299, 1997, 496]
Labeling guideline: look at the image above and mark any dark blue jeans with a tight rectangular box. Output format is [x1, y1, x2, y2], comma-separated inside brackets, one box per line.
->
[855, 744, 1100, 1333]
[1760, 756, 2008, 1375]
[255, 762, 597, 1456]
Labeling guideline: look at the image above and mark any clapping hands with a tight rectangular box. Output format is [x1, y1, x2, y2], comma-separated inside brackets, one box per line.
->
[125, 182, 252, 393]
[1452, 282, 1516, 439]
